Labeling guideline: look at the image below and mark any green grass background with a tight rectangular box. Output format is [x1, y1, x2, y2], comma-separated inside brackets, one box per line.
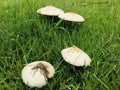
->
[0, 0, 120, 90]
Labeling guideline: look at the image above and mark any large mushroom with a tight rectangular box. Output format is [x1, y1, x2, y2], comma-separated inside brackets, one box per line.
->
[21, 61, 55, 88]
[61, 45, 91, 66]
[37, 5, 64, 16]
[58, 12, 85, 22]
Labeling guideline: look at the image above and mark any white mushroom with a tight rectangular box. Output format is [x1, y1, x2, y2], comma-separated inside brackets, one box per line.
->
[37, 5, 64, 16]
[58, 12, 85, 22]
[21, 61, 55, 88]
[61, 45, 91, 66]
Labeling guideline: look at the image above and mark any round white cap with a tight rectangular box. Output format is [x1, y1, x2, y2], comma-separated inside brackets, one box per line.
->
[61, 46, 91, 66]
[58, 12, 85, 22]
[21, 61, 55, 88]
[37, 5, 64, 16]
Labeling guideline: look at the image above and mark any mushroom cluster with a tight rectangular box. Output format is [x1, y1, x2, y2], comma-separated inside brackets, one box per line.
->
[21, 5, 92, 89]
[37, 5, 85, 22]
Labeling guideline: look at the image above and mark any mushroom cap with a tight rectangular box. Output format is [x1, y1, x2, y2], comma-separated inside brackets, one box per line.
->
[58, 12, 85, 22]
[21, 61, 55, 88]
[37, 5, 64, 16]
[61, 46, 91, 66]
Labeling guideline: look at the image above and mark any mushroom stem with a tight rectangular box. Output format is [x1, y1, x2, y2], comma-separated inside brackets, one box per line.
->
[55, 19, 63, 27]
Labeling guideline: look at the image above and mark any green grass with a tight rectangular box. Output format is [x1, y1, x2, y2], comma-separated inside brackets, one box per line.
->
[0, 0, 120, 90]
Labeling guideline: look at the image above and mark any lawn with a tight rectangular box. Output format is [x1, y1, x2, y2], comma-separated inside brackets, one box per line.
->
[0, 0, 120, 90]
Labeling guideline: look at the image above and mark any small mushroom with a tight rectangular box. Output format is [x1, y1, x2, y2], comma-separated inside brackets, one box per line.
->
[58, 12, 85, 22]
[21, 61, 55, 88]
[37, 5, 64, 16]
[61, 45, 91, 66]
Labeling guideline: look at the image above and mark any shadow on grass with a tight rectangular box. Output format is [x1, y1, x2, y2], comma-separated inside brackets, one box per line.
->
[37, 14, 84, 32]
